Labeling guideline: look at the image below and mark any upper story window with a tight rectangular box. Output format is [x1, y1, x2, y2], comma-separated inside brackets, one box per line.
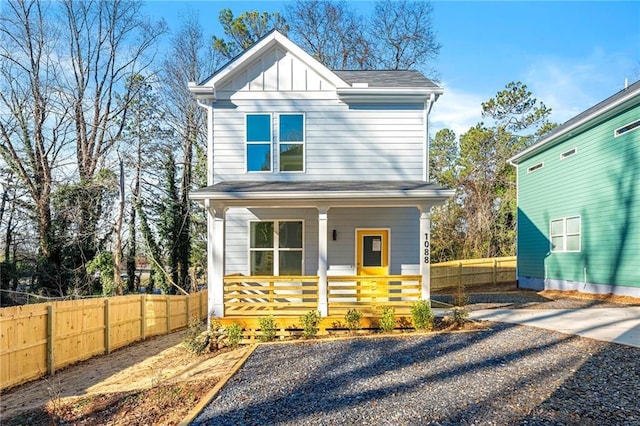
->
[527, 162, 544, 173]
[550, 216, 581, 253]
[245, 113, 305, 173]
[246, 114, 272, 172]
[614, 118, 640, 137]
[279, 114, 305, 172]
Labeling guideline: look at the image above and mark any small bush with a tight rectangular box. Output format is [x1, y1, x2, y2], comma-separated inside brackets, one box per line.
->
[444, 307, 470, 328]
[411, 300, 434, 331]
[300, 310, 321, 339]
[225, 323, 244, 347]
[379, 307, 396, 332]
[454, 283, 470, 307]
[182, 319, 210, 355]
[345, 309, 363, 332]
[258, 316, 278, 342]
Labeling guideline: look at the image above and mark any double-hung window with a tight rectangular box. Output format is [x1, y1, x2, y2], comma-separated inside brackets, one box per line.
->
[246, 114, 272, 172]
[279, 114, 304, 172]
[249, 220, 303, 275]
[550, 216, 581, 252]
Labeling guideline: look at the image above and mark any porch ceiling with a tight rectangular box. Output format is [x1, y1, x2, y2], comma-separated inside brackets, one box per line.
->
[189, 180, 454, 208]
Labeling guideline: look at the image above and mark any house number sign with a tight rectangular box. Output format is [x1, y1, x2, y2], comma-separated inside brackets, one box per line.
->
[423, 233, 430, 264]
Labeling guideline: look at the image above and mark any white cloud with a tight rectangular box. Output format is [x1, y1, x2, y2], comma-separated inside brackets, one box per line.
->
[430, 84, 485, 137]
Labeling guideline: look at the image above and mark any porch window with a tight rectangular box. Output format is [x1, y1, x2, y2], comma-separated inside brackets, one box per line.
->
[279, 114, 304, 172]
[246, 114, 272, 172]
[550, 216, 581, 252]
[250, 220, 303, 275]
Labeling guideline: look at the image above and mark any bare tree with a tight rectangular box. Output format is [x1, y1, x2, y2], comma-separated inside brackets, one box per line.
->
[0, 0, 70, 291]
[160, 12, 211, 293]
[371, 0, 441, 72]
[286, 0, 372, 69]
[58, 0, 166, 290]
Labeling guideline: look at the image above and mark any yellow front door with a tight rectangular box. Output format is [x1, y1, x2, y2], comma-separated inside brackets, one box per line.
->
[356, 229, 389, 304]
[356, 229, 389, 276]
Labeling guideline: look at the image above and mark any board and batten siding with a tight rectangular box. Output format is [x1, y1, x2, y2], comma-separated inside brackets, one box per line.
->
[212, 99, 425, 182]
[517, 103, 640, 291]
[223, 207, 419, 276]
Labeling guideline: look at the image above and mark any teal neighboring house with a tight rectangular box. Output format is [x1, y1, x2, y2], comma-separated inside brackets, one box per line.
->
[509, 81, 640, 297]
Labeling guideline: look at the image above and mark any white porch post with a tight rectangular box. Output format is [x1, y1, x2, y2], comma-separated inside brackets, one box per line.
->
[206, 201, 226, 325]
[418, 205, 432, 302]
[317, 207, 329, 316]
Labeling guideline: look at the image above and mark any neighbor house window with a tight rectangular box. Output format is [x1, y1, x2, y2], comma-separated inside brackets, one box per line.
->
[527, 162, 544, 173]
[246, 114, 272, 172]
[614, 119, 640, 137]
[560, 147, 577, 159]
[249, 220, 303, 275]
[279, 114, 305, 172]
[550, 216, 581, 252]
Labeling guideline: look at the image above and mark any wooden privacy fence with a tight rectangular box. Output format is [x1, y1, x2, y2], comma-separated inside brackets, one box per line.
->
[431, 256, 516, 291]
[0, 291, 207, 391]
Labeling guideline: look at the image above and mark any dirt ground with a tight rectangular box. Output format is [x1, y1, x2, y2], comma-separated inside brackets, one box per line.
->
[1, 329, 251, 425]
[2, 285, 638, 425]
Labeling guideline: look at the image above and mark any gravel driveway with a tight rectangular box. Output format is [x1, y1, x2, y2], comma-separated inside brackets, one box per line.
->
[192, 323, 640, 425]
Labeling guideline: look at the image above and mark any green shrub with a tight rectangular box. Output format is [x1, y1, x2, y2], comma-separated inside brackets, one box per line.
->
[182, 319, 210, 355]
[445, 307, 470, 328]
[225, 323, 244, 347]
[411, 300, 434, 331]
[345, 309, 363, 332]
[379, 307, 396, 332]
[258, 316, 278, 342]
[300, 310, 321, 339]
[454, 283, 470, 307]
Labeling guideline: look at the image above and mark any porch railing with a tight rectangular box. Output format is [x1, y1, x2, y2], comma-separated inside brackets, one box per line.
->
[327, 275, 421, 316]
[223, 274, 422, 317]
[223, 275, 319, 316]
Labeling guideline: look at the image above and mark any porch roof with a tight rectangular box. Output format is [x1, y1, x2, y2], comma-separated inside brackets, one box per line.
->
[190, 180, 454, 208]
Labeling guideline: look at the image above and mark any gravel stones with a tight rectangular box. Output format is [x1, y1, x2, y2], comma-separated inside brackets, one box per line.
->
[192, 324, 640, 425]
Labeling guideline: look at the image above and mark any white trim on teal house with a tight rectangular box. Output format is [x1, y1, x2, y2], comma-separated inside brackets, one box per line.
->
[509, 80, 640, 298]
[188, 31, 453, 320]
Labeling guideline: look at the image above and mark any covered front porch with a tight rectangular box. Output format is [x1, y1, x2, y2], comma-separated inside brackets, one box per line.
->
[189, 181, 454, 322]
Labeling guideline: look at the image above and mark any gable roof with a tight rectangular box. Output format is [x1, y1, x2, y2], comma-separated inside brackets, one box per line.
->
[509, 80, 640, 164]
[189, 30, 443, 101]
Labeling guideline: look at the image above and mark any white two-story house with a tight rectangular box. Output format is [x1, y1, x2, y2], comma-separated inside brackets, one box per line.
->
[188, 31, 453, 324]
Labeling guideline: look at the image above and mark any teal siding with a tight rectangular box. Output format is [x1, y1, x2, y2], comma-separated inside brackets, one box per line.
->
[517, 103, 640, 288]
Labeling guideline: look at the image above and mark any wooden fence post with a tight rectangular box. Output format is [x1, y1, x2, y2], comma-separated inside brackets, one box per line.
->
[140, 295, 146, 341]
[166, 296, 171, 334]
[47, 304, 55, 375]
[458, 262, 463, 287]
[104, 299, 111, 354]
[186, 295, 191, 324]
[493, 258, 498, 285]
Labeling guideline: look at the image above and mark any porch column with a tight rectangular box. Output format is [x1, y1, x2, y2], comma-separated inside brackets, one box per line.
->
[206, 201, 226, 325]
[317, 207, 329, 316]
[418, 205, 432, 302]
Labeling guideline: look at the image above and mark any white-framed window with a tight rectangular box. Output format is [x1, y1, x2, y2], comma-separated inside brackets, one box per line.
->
[278, 113, 305, 172]
[249, 220, 304, 275]
[246, 113, 272, 172]
[614, 118, 640, 138]
[527, 162, 544, 173]
[550, 216, 581, 252]
[560, 147, 577, 159]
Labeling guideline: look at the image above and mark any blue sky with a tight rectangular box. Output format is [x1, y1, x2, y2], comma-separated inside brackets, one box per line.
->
[144, 1, 640, 136]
